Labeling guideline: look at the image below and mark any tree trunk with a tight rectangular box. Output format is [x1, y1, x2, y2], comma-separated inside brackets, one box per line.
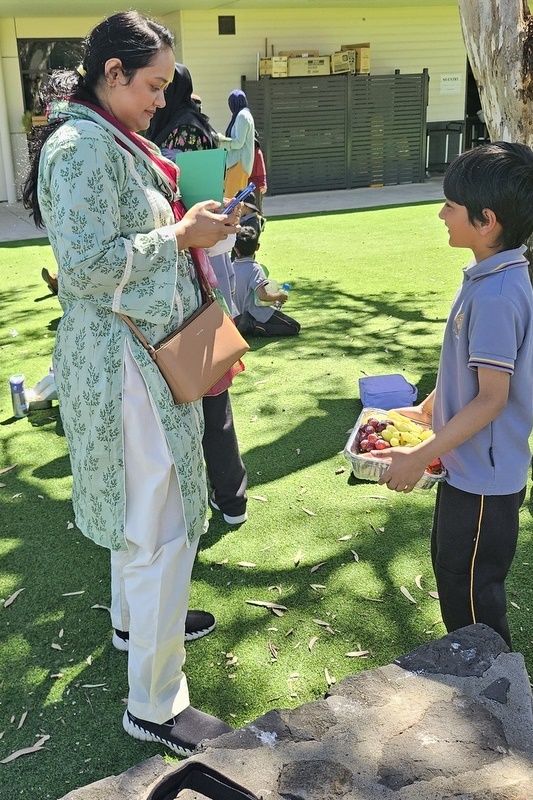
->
[457, 0, 533, 144]
[458, 1, 533, 279]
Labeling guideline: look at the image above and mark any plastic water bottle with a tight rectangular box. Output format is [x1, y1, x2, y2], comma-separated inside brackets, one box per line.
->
[9, 374, 28, 418]
[254, 279, 280, 307]
[273, 283, 291, 310]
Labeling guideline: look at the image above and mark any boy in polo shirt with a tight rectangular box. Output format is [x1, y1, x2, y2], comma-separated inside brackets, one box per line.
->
[233, 226, 300, 337]
[373, 142, 533, 648]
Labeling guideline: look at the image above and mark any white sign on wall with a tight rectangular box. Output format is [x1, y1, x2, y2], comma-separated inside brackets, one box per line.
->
[440, 74, 462, 95]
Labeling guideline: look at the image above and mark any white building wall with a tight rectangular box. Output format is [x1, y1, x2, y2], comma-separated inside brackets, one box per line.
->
[175, 6, 465, 134]
[0, 6, 465, 202]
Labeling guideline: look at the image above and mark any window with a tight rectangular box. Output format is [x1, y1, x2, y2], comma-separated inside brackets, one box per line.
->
[18, 39, 84, 113]
[218, 16, 236, 35]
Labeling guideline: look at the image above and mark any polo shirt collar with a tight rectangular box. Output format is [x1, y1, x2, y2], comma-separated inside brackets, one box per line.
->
[464, 245, 528, 281]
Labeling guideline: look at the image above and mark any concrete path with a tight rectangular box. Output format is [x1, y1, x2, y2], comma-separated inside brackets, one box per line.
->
[0, 179, 444, 244]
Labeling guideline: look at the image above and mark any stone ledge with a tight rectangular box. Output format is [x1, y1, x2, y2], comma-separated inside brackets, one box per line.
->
[59, 624, 533, 800]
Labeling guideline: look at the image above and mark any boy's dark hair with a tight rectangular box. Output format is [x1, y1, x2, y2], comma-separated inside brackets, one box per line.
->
[235, 225, 260, 257]
[443, 141, 533, 250]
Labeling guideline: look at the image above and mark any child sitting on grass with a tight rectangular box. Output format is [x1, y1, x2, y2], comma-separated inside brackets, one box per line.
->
[232, 225, 300, 337]
[373, 142, 533, 649]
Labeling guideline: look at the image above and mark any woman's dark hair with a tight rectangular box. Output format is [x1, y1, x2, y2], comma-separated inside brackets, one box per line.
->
[22, 11, 174, 227]
[443, 141, 533, 250]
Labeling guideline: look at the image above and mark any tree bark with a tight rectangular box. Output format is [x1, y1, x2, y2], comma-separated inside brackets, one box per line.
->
[457, 0, 533, 144]
[458, 1, 533, 279]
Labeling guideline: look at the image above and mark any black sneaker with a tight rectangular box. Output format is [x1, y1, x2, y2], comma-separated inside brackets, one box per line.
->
[123, 706, 232, 755]
[112, 610, 216, 652]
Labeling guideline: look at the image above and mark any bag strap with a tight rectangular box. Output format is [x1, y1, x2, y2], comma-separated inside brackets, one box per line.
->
[117, 313, 157, 360]
[147, 761, 260, 800]
[116, 256, 216, 357]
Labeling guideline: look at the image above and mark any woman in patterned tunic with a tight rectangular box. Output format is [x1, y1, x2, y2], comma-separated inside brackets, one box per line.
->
[22, 11, 238, 755]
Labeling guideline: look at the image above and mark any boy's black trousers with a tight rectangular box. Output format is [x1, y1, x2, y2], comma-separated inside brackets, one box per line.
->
[431, 481, 526, 648]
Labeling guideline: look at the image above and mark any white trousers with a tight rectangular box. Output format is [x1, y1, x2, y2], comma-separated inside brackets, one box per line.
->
[110, 343, 199, 724]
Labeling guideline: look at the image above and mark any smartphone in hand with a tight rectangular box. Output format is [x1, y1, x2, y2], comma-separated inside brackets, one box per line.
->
[222, 182, 256, 215]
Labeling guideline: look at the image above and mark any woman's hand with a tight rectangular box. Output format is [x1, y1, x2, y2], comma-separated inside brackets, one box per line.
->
[174, 200, 239, 250]
[221, 198, 244, 224]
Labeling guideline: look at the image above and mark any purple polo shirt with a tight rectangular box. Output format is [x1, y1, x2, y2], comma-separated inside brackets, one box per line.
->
[432, 246, 533, 495]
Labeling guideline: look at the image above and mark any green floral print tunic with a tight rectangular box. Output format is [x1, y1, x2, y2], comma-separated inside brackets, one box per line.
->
[37, 102, 208, 551]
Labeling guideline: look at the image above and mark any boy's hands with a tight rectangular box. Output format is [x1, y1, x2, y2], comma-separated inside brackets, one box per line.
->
[371, 399, 435, 492]
[374, 445, 429, 493]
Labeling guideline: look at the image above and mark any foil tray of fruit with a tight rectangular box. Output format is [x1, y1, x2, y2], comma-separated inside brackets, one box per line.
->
[344, 407, 446, 490]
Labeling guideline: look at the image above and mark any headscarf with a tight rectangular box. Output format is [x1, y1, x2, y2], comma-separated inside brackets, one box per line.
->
[146, 63, 218, 149]
[225, 89, 248, 137]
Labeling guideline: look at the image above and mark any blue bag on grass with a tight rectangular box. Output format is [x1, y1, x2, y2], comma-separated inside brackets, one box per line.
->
[359, 374, 418, 410]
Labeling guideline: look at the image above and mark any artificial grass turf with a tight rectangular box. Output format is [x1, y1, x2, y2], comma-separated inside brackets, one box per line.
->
[1, 205, 533, 798]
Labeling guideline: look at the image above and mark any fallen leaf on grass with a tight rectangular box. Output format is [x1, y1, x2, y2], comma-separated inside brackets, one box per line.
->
[17, 711, 28, 729]
[272, 608, 285, 617]
[302, 508, 316, 517]
[12, 493, 22, 499]
[428, 591, 439, 600]
[81, 683, 107, 689]
[237, 561, 256, 568]
[335, 467, 346, 475]
[0, 734, 50, 763]
[346, 650, 370, 658]
[268, 642, 278, 661]
[215, 559, 228, 565]
[62, 591, 84, 596]
[310, 562, 325, 573]
[351, 550, 359, 562]
[308, 636, 318, 651]
[367, 495, 388, 500]
[51, 643, 62, 651]
[338, 534, 352, 541]
[0, 483, 5, 488]
[415, 574, 424, 591]
[245, 600, 288, 612]
[91, 604, 110, 611]
[400, 586, 417, 604]
[66, 521, 74, 529]
[510, 601, 520, 610]
[293, 549, 304, 566]
[251, 495, 268, 503]
[3, 588, 25, 608]
[268, 585, 282, 595]
[313, 619, 335, 634]
[310, 584, 326, 591]
[0, 464, 17, 475]
[324, 667, 336, 686]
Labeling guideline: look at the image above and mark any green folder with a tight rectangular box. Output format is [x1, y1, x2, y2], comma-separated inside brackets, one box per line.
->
[174, 149, 227, 209]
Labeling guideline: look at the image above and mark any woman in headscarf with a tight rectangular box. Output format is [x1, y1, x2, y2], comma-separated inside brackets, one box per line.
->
[147, 63, 219, 157]
[222, 89, 255, 198]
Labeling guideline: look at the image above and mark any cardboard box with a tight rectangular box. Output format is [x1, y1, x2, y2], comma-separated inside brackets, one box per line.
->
[341, 42, 370, 74]
[259, 56, 288, 78]
[287, 56, 330, 77]
[278, 49, 319, 58]
[330, 51, 351, 74]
